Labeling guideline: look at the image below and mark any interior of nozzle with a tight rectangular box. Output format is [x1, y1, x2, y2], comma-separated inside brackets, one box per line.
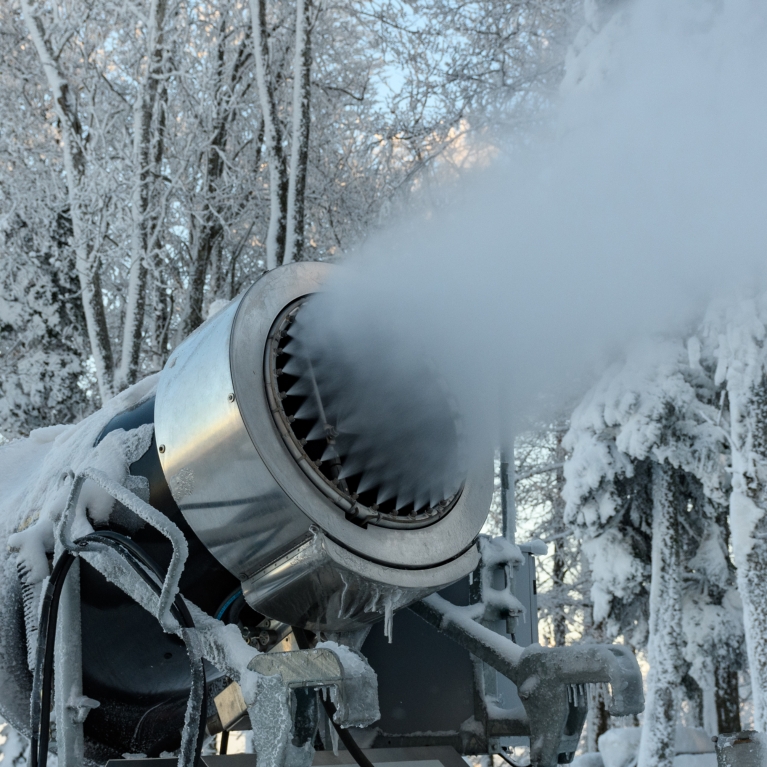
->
[265, 297, 466, 529]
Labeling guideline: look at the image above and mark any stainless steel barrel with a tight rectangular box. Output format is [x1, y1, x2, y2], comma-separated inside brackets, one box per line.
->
[155, 263, 491, 631]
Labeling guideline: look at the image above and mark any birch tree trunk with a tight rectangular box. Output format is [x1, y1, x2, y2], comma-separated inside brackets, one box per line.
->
[250, 0, 288, 269]
[118, 0, 170, 390]
[584, 583, 611, 751]
[177, 34, 251, 340]
[587, 683, 611, 752]
[637, 462, 684, 767]
[728, 371, 767, 730]
[20, 0, 115, 402]
[284, 0, 312, 264]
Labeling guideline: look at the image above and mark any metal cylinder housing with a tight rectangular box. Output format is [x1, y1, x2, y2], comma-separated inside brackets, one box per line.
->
[155, 263, 491, 631]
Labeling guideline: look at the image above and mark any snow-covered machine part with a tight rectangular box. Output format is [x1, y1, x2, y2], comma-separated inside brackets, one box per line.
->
[154, 262, 490, 631]
[713, 731, 766, 766]
[360, 536, 644, 767]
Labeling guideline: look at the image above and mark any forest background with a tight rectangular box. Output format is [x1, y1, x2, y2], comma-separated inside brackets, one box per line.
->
[2, 0, 767, 765]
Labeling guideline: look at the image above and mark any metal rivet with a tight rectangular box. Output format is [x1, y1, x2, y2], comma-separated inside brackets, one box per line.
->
[158, 444, 166, 453]
[228, 392, 235, 402]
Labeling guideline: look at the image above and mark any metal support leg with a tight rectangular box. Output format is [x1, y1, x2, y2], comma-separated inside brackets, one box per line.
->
[53, 557, 85, 766]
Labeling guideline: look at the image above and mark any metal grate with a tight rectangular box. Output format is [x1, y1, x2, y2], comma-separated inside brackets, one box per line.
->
[264, 299, 463, 529]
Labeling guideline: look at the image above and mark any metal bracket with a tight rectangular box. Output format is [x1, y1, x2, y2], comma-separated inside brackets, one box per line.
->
[58, 467, 189, 630]
[214, 646, 380, 767]
[54, 469, 200, 767]
[409, 595, 644, 767]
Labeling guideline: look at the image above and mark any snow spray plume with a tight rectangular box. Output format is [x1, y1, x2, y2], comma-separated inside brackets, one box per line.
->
[293, 0, 767, 501]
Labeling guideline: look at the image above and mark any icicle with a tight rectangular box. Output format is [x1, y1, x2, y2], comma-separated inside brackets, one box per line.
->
[330, 713, 339, 756]
[384, 594, 394, 643]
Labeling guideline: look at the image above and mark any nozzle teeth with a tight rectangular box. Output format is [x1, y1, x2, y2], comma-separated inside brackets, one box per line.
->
[306, 422, 328, 441]
[395, 489, 415, 511]
[338, 455, 366, 479]
[295, 399, 318, 420]
[376, 484, 397, 505]
[356, 472, 379, 494]
[287, 377, 312, 396]
[282, 338, 304, 356]
[321, 444, 339, 462]
[271, 298, 465, 528]
[282, 357, 305, 376]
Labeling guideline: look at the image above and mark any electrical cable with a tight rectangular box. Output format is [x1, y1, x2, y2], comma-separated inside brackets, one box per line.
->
[30, 550, 76, 767]
[214, 586, 243, 621]
[292, 627, 376, 767]
[495, 748, 527, 767]
[30, 532, 207, 767]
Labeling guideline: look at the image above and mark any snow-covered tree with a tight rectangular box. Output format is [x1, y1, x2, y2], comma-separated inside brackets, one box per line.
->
[703, 296, 767, 730]
[0, 214, 90, 438]
[563, 336, 738, 758]
[513, 420, 589, 647]
[2, 0, 576, 436]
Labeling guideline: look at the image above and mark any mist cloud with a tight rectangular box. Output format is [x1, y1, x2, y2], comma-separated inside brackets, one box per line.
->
[293, 0, 767, 498]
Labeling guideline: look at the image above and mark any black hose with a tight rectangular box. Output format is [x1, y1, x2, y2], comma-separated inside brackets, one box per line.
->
[219, 730, 229, 755]
[214, 585, 244, 622]
[292, 627, 376, 767]
[30, 550, 76, 767]
[30, 533, 207, 767]
[496, 748, 528, 767]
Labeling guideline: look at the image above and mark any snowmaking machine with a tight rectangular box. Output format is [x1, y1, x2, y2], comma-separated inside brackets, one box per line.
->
[0, 263, 644, 767]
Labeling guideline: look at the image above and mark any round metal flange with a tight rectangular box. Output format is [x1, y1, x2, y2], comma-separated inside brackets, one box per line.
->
[230, 263, 492, 569]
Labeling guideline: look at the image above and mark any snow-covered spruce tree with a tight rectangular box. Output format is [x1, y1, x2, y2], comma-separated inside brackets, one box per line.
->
[635, 462, 686, 767]
[704, 297, 767, 730]
[681, 483, 743, 734]
[564, 336, 735, 754]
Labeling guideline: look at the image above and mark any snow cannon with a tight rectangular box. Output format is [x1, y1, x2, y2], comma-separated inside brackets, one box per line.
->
[152, 261, 489, 631]
[0, 262, 493, 763]
[0, 262, 645, 767]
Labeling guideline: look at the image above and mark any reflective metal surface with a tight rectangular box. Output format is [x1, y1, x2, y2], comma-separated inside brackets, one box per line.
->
[155, 263, 492, 630]
[242, 530, 479, 631]
[155, 298, 313, 581]
[248, 648, 344, 688]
